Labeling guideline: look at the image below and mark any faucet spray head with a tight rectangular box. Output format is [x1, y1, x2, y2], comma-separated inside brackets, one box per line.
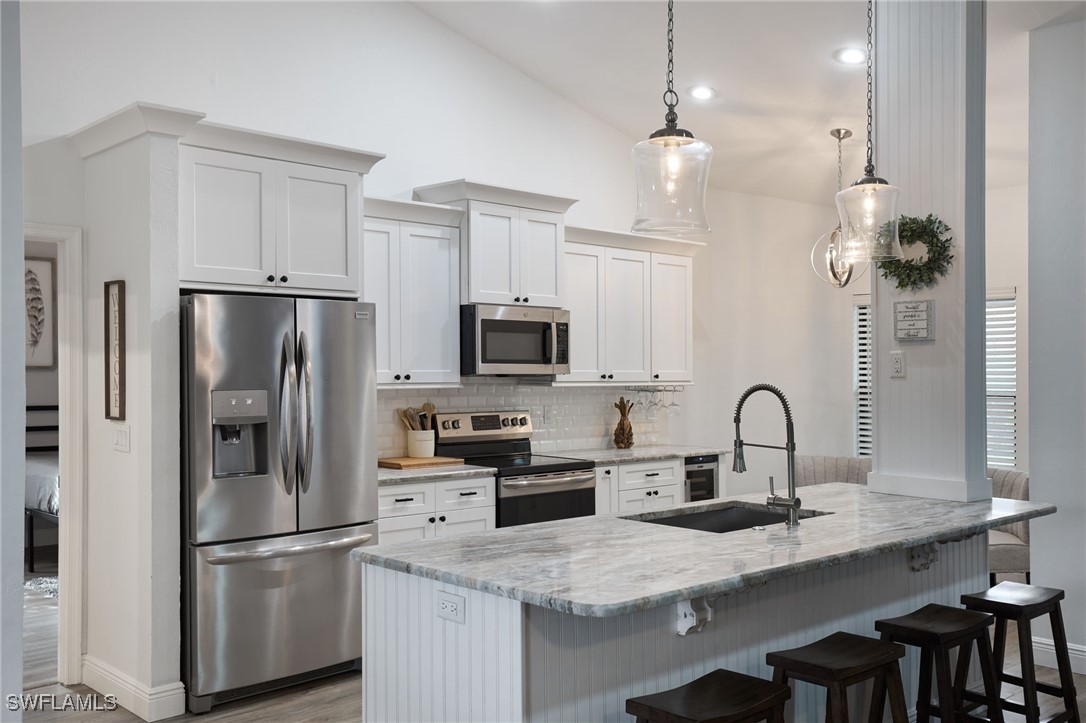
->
[732, 439, 747, 473]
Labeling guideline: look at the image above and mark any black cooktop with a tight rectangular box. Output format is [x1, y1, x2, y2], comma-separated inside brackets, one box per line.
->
[469, 454, 593, 478]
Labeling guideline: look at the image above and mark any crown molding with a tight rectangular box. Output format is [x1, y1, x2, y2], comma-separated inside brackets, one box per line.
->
[67, 102, 206, 159]
[413, 179, 578, 214]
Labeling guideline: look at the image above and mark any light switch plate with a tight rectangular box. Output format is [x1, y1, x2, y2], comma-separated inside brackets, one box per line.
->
[890, 351, 906, 379]
[113, 424, 131, 453]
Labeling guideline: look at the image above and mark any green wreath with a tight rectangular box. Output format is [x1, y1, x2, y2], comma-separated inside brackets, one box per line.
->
[878, 214, 954, 291]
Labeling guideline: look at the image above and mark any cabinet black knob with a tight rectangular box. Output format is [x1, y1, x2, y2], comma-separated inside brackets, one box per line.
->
[604, 470, 611, 475]
[428, 517, 436, 524]
[266, 274, 275, 282]
[645, 491, 652, 496]
[280, 275, 288, 283]
[394, 374, 401, 381]
[515, 297, 521, 302]
[607, 374, 614, 380]
[404, 374, 411, 381]
[653, 490, 660, 496]
[654, 374, 660, 379]
[439, 515, 446, 522]
[600, 374, 607, 379]
[523, 297, 529, 303]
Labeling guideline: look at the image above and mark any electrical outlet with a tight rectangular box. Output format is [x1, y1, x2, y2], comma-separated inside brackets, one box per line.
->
[113, 424, 131, 453]
[890, 351, 906, 379]
[436, 591, 466, 624]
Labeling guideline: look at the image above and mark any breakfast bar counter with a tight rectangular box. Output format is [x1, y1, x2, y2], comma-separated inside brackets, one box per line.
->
[353, 484, 1054, 722]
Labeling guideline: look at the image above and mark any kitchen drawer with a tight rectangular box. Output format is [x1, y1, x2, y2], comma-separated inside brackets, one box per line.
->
[377, 482, 435, 518]
[617, 459, 682, 491]
[435, 477, 495, 512]
[437, 506, 495, 537]
[617, 483, 682, 513]
[378, 513, 436, 544]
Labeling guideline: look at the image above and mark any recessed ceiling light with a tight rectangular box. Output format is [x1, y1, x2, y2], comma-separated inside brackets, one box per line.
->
[834, 47, 867, 65]
[689, 86, 716, 101]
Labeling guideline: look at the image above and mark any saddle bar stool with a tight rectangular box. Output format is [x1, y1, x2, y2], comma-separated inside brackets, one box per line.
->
[875, 603, 1004, 723]
[766, 631, 910, 723]
[961, 581, 1081, 723]
[625, 668, 791, 723]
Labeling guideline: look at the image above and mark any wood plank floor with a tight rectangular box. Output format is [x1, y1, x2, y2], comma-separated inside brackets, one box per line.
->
[24, 547, 59, 690]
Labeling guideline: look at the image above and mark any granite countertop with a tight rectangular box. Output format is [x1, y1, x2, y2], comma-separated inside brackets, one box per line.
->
[563, 444, 729, 465]
[377, 464, 498, 486]
[353, 483, 1055, 617]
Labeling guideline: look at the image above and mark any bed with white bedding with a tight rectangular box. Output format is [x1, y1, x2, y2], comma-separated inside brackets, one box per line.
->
[25, 450, 60, 516]
[25, 405, 59, 572]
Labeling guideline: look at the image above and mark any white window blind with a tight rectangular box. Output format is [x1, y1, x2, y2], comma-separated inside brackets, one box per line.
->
[986, 297, 1017, 468]
[854, 303, 874, 457]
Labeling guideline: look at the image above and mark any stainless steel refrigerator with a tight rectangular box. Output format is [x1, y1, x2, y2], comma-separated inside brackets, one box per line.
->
[180, 293, 378, 713]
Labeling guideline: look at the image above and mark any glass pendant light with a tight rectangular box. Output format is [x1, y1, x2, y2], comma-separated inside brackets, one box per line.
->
[812, 129, 869, 288]
[632, 0, 712, 236]
[836, 0, 903, 263]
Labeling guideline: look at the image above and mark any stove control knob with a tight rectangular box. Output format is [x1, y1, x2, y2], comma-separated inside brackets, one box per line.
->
[451, 420, 462, 430]
[501, 418, 511, 427]
[442, 420, 452, 430]
[519, 416, 528, 426]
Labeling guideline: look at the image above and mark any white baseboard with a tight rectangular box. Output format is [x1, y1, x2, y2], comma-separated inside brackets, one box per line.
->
[81, 656, 186, 722]
[1033, 636, 1086, 675]
[867, 472, 991, 502]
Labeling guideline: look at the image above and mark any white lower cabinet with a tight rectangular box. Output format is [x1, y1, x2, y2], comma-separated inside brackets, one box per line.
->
[595, 458, 684, 514]
[377, 477, 495, 544]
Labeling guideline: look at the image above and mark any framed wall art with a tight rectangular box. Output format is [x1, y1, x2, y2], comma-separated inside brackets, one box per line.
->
[25, 257, 57, 369]
[104, 280, 126, 420]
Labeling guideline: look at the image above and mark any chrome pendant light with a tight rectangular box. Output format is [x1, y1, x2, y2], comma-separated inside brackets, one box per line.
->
[812, 128, 869, 288]
[632, 0, 712, 236]
[836, 0, 903, 263]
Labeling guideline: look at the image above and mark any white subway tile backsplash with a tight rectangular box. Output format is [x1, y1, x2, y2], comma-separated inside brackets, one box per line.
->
[376, 383, 671, 458]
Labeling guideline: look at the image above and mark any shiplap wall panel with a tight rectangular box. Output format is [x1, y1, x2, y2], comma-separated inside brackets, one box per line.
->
[361, 536, 986, 721]
[869, 0, 988, 500]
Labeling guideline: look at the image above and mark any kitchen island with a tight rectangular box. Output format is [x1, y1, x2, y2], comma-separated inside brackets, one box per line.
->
[352, 484, 1054, 722]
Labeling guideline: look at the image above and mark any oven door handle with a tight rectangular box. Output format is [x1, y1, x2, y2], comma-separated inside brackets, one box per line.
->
[501, 472, 596, 489]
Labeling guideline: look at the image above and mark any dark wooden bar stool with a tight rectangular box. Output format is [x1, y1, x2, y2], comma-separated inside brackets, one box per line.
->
[875, 603, 1005, 723]
[625, 668, 791, 723]
[766, 630, 910, 723]
[962, 581, 1081, 723]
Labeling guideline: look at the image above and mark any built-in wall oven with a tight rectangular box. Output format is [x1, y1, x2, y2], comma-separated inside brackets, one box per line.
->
[433, 410, 595, 527]
[461, 305, 570, 376]
[684, 454, 720, 503]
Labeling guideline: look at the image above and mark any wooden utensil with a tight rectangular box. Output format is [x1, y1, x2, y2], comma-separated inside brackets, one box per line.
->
[378, 456, 465, 469]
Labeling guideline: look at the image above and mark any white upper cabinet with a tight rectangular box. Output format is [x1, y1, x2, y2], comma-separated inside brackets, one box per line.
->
[604, 248, 652, 382]
[362, 199, 463, 387]
[178, 126, 382, 296]
[650, 254, 694, 382]
[412, 181, 577, 309]
[562, 243, 607, 382]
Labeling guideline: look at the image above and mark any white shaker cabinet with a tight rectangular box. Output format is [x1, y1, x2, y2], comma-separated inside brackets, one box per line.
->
[616, 483, 683, 513]
[362, 216, 460, 386]
[603, 248, 653, 382]
[463, 201, 563, 307]
[562, 244, 607, 382]
[594, 466, 617, 515]
[180, 146, 362, 295]
[376, 476, 495, 543]
[650, 254, 694, 382]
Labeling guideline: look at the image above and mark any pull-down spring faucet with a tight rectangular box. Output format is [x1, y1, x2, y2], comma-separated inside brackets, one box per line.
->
[732, 383, 801, 527]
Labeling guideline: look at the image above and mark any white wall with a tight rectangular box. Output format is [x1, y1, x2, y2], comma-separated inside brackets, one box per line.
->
[18, 1, 848, 713]
[1, 2, 26, 715]
[1028, 18, 1086, 669]
[984, 185, 1028, 472]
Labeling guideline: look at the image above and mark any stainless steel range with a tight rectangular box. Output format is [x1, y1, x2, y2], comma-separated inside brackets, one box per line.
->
[433, 410, 595, 527]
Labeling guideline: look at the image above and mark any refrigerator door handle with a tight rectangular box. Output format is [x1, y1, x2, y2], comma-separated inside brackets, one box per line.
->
[203, 533, 374, 565]
[297, 331, 315, 494]
[279, 332, 299, 495]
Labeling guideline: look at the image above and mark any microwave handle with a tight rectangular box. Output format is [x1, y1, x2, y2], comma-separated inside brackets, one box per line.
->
[544, 322, 554, 364]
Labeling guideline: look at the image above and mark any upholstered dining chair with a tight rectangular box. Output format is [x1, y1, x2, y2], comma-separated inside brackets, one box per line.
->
[987, 467, 1030, 587]
[794, 455, 872, 487]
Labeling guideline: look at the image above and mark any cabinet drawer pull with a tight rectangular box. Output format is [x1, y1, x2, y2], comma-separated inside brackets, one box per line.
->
[394, 497, 414, 503]
[459, 491, 478, 497]
[645, 472, 660, 478]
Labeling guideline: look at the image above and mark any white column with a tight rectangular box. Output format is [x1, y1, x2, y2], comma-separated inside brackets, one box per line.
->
[0, 2, 25, 716]
[867, 0, 990, 502]
[1028, 18, 1086, 672]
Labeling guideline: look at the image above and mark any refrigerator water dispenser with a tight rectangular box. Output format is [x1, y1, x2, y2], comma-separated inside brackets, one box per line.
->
[211, 390, 269, 478]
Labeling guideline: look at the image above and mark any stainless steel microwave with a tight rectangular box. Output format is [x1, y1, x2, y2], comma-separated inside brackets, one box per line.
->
[461, 305, 570, 376]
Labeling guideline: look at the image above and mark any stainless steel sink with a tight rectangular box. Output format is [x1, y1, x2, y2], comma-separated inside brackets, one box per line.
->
[622, 502, 829, 534]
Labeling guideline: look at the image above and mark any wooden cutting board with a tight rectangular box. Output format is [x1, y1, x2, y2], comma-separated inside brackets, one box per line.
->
[378, 456, 465, 470]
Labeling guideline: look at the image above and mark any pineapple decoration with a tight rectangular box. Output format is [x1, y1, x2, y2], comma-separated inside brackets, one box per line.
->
[613, 396, 635, 449]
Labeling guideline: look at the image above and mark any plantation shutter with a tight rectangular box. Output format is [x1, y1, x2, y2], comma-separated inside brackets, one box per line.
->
[986, 296, 1017, 468]
[854, 303, 874, 457]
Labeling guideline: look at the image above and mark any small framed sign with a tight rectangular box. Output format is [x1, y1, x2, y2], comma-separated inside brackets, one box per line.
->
[894, 300, 935, 342]
[104, 280, 126, 420]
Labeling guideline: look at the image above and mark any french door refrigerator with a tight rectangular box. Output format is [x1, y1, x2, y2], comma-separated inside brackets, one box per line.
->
[180, 293, 378, 713]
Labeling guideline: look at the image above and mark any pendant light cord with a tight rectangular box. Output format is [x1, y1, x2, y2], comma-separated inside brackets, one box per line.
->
[663, 0, 678, 127]
[837, 135, 844, 193]
[864, 0, 876, 176]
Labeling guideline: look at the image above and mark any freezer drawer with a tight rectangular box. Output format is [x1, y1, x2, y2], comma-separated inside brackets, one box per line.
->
[185, 523, 376, 705]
